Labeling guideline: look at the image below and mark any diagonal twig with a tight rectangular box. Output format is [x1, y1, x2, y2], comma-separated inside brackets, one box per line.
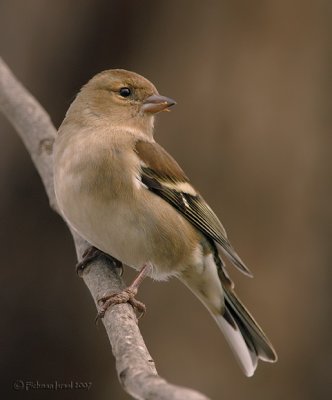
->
[0, 57, 210, 400]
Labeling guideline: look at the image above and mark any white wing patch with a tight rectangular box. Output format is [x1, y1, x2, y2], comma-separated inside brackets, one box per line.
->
[181, 193, 190, 208]
[134, 174, 148, 190]
[162, 181, 197, 196]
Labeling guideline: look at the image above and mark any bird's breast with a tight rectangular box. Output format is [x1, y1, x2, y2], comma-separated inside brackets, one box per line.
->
[54, 132, 201, 279]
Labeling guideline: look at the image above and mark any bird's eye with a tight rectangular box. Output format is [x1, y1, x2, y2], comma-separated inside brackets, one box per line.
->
[119, 87, 131, 97]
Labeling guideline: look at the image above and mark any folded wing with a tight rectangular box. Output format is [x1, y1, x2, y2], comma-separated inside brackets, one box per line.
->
[134, 139, 253, 277]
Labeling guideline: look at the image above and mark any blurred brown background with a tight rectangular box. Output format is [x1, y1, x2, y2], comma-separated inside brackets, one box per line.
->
[1, 1, 331, 399]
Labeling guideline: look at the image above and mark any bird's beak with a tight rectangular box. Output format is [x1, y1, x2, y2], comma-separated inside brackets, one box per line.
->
[141, 94, 176, 114]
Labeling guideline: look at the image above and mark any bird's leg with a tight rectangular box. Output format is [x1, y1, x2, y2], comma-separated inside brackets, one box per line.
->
[76, 246, 123, 276]
[97, 263, 152, 320]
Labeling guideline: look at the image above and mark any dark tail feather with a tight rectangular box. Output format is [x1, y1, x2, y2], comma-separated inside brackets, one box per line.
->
[224, 288, 278, 364]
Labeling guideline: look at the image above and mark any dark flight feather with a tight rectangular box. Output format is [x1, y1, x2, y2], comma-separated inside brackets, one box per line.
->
[134, 140, 253, 277]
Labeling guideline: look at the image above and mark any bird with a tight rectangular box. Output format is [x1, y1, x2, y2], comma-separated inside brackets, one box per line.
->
[53, 69, 277, 377]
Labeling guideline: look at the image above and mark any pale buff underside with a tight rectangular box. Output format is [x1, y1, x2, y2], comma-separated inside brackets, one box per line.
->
[53, 123, 223, 312]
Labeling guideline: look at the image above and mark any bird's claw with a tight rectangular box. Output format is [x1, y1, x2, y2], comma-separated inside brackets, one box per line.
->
[76, 246, 123, 276]
[95, 287, 146, 322]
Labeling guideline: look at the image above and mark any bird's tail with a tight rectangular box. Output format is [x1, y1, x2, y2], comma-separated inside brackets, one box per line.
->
[214, 286, 277, 376]
[180, 255, 277, 377]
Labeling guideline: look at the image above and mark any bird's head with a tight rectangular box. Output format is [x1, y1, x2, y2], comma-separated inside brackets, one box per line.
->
[70, 69, 176, 137]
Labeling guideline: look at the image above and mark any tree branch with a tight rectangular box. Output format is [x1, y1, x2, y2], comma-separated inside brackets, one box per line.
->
[0, 57, 210, 400]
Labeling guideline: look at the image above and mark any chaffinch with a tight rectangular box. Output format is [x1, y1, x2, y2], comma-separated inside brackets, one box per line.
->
[54, 69, 277, 376]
